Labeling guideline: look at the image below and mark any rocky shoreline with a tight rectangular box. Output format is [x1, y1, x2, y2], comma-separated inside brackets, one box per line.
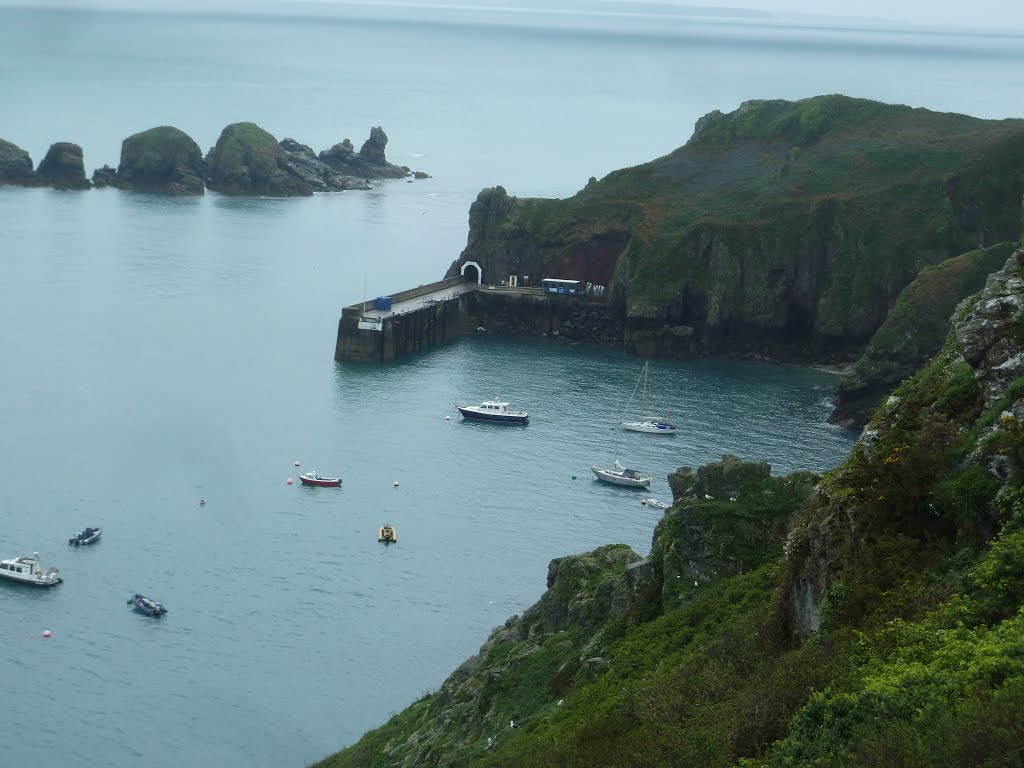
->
[0, 123, 428, 196]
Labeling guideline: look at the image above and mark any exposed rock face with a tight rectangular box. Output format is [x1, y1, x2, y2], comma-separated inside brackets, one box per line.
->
[113, 126, 206, 195]
[954, 250, 1024, 408]
[465, 291, 623, 343]
[830, 242, 1017, 429]
[91, 165, 117, 188]
[318, 126, 413, 180]
[278, 138, 369, 192]
[656, 455, 814, 598]
[36, 142, 90, 189]
[667, 453, 771, 502]
[0, 138, 38, 186]
[446, 186, 631, 292]
[206, 122, 311, 197]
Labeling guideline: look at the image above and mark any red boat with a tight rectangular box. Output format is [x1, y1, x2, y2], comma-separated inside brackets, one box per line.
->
[298, 471, 342, 487]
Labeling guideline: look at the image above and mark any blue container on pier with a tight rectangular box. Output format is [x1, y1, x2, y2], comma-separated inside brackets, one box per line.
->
[375, 295, 393, 311]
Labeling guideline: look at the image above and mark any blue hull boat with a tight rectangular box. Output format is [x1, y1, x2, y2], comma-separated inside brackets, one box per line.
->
[457, 399, 529, 424]
[69, 527, 101, 546]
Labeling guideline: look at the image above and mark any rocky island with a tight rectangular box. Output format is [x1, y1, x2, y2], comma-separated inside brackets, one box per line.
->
[0, 123, 426, 196]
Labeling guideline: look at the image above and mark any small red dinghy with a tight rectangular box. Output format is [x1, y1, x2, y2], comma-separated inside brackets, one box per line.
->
[298, 471, 342, 487]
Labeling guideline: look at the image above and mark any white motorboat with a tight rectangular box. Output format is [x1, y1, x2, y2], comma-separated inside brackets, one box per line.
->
[642, 498, 671, 510]
[0, 553, 62, 587]
[621, 362, 676, 434]
[592, 460, 651, 488]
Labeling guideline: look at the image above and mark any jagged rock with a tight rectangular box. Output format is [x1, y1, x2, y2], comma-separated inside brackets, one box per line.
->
[91, 165, 117, 188]
[206, 122, 310, 197]
[278, 137, 370, 192]
[668, 453, 770, 502]
[317, 126, 414, 180]
[113, 126, 205, 195]
[37, 142, 90, 190]
[0, 138, 38, 186]
[954, 249, 1024, 407]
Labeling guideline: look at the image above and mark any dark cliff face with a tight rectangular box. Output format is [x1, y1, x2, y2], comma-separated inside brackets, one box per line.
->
[37, 142, 90, 190]
[448, 97, 1024, 363]
[206, 122, 311, 197]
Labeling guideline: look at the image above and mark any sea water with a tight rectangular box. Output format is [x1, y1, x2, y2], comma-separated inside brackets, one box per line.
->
[1, 6, 1021, 767]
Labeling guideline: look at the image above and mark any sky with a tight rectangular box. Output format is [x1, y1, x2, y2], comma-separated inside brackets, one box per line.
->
[0, 0, 1021, 34]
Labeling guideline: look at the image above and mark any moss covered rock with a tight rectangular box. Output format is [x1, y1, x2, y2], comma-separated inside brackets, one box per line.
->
[37, 142, 90, 190]
[205, 122, 311, 197]
[114, 126, 205, 195]
[0, 138, 38, 186]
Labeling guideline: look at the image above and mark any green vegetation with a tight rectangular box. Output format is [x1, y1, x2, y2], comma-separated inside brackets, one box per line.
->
[461, 95, 1024, 360]
[316, 246, 1024, 768]
[206, 122, 312, 196]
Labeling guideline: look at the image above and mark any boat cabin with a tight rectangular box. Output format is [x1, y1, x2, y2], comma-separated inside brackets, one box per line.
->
[0, 558, 34, 575]
[480, 400, 511, 413]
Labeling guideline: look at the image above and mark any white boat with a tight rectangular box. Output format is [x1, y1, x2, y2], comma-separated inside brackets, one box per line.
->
[642, 498, 670, 510]
[592, 460, 651, 488]
[0, 553, 62, 587]
[621, 361, 676, 434]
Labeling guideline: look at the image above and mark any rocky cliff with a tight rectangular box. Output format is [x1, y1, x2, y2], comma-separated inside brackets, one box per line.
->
[830, 241, 1018, 429]
[110, 126, 206, 195]
[447, 96, 1024, 365]
[0, 138, 39, 186]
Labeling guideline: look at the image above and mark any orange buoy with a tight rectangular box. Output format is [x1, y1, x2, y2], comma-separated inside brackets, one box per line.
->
[287, 478, 293, 485]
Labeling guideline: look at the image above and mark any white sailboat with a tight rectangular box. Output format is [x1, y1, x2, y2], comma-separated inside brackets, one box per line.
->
[621, 361, 677, 434]
[592, 391, 653, 488]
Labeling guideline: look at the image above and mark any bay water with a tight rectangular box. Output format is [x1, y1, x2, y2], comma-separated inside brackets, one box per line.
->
[1, 5, 1021, 766]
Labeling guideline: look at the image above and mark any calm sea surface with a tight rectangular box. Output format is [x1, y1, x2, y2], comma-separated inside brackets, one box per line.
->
[1, 6, 1021, 767]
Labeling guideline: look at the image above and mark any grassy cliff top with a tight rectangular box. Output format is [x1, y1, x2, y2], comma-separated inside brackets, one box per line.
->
[500, 95, 1024, 305]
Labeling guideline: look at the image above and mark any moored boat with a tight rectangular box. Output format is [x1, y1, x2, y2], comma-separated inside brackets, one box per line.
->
[621, 362, 677, 434]
[591, 460, 652, 488]
[0, 553, 62, 587]
[69, 527, 102, 546]
[642, 498, 670, 510]
[456, 399, 529, 424]
[378, 524, 397, 544]
[299, 471, 342, 487]
[131, 593, 168, 616]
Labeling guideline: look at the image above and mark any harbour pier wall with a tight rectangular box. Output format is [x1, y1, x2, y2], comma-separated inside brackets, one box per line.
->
[335, 282, 621, 363]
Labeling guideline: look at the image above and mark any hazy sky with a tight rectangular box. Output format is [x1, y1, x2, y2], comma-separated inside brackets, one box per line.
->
[1, 0, 1022, 33]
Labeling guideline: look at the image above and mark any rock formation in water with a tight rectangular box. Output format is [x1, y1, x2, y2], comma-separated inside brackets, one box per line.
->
[319, 126, 415, 180]
[36, 142, 91, 190]
[446, 96, 1024, 369]
[0, 138, 39, 186]
[110, 126, 206, 195]
[205, 122, 312, 197]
